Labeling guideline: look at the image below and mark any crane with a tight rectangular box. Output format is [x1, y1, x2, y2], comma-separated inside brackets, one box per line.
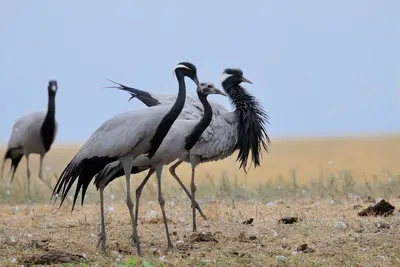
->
[88, 83, 226, 252]
[1, 80, 58, 200]
[99, 68, 271, 233]
[51, 62, 201, 257]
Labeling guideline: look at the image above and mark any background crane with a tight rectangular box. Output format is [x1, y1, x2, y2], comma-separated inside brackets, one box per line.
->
[1, 80, 58, 201]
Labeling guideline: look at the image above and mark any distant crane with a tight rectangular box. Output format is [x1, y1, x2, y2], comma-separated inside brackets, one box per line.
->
[89, 82, 227, 252]
[1, 80, 58, 200]
[102, 68, 271, 233]
[51, 62, 201, 257]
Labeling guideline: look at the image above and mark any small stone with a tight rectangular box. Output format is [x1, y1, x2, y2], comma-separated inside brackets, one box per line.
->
[375, 222, 390, 229]
[146, 210, 158, 221]
[275, 255, 287, 261]
[334, 221, 347, 229]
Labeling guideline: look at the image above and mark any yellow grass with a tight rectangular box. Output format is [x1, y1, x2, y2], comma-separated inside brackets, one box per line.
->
[1, 135, 399, 188]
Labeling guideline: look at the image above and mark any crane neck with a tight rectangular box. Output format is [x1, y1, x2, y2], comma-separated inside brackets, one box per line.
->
[184, 92, 213, 150]
[147, 73, 187, 158]
[40, 93, 57, 152]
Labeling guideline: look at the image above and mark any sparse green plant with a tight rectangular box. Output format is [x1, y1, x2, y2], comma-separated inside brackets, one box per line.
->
[118, 257, 139, 267]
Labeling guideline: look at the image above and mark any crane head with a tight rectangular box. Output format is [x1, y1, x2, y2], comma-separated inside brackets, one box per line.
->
[220, 68, 253, 89]
[174, 62, 201, 90]
[48, 80, 58, 95]
[199, 82, 227, 97]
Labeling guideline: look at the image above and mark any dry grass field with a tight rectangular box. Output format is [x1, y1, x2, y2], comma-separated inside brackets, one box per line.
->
[0, 135, 400, 266]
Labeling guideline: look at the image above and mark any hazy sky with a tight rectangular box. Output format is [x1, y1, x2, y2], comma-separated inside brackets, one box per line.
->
[0, 1, 399, 143]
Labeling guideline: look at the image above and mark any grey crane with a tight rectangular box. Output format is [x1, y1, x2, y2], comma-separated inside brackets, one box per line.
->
[97, 68, 271, 233]
[1, 80, 58, 200]
[85, 83, 227, 253]
[51, 62, 201, 257]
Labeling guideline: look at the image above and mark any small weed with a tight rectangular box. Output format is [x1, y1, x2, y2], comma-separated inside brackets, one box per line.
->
[118, 257, 139, 267]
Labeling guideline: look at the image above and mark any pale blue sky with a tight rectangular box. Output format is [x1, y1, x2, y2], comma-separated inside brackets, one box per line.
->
[0, 1, 399, 143]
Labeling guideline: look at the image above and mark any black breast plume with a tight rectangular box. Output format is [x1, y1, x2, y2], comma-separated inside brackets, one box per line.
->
[228, 85, 270, 172]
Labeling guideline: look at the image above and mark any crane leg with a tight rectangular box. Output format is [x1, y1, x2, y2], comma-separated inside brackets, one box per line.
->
[120, 155, 142, 257]
[155, 165, 173, 249]
[96, 187, 107, 254]
[134, 168, 155, 244]
[190, 163, 197, 232]
[0, 157, 5, 180]
[95, 162, 121, 253]
[169, 160, 207, 220]
[25, 155, 32, 201]
[38, 155, 52, 191]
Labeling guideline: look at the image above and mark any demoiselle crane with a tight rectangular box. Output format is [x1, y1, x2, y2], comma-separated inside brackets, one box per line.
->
[51, 62, 201, 257]
[1, 80, 58, 200]
[86, 82, 226, 252]
[98, 68, 271, 232]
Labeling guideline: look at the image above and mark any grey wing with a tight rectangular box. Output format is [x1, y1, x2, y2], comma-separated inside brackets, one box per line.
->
[54, 120, 59, 142]
[73, 106, 165, 161]
[188, 112, 238, 163]
[7, 111, 46, 149]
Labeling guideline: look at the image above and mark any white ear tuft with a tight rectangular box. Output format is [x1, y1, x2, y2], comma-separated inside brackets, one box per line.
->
[175, 64, 191, 71]
[220, 73, 233, 84]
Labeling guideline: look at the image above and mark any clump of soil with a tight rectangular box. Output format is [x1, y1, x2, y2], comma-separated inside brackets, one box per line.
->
[20, 250, 85, 265]
[297, 243, 315, 253]
[358, 199, 395, 217]
[237, 231, 257, 243]
[190, 232, 218, 243]
[279, 217, 298, 224]
[147, 217, 175, 224]
[242, 218, 254, 225]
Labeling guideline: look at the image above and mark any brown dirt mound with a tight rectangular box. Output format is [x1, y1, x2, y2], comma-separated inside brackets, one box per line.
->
[20, 250, 85, 265]
[358, 199, 395, 217]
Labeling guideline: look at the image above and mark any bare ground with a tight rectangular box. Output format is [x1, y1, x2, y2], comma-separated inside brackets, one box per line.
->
[1, 198, 400, 267]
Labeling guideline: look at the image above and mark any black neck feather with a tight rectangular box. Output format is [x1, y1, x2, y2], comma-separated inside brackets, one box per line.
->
[147, 74, 186, 159]
[225, 84, 270, 172]
[40, 94, 56, 152]
[184, 92, 213, 150]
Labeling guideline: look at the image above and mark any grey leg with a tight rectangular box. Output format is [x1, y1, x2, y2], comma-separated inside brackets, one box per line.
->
[38, 155, 52, 190]
[96, 187, 107, 254]
[190, 163, 197, 232]
[25, 155, 31, 201]
[0, 157, 5, 180]
[133, 168, 155, 244]
[169, 160, 207, 220]
[155, 164, 173, 249]
[95, 162, 122, 253]
[119, 155, 142, 257]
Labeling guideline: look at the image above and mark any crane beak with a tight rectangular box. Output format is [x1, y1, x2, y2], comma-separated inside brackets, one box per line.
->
[213, 88, 228, 97]
[193, 76, 202, 92]
[241, 77, 253, 84]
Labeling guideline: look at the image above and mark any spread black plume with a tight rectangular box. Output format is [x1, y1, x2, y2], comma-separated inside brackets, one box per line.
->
[105, 79, 160, 107]
[227, 85, 270, 172]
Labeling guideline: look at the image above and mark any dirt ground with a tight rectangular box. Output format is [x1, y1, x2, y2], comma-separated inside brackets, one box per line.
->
[1, 198, 400, 267]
